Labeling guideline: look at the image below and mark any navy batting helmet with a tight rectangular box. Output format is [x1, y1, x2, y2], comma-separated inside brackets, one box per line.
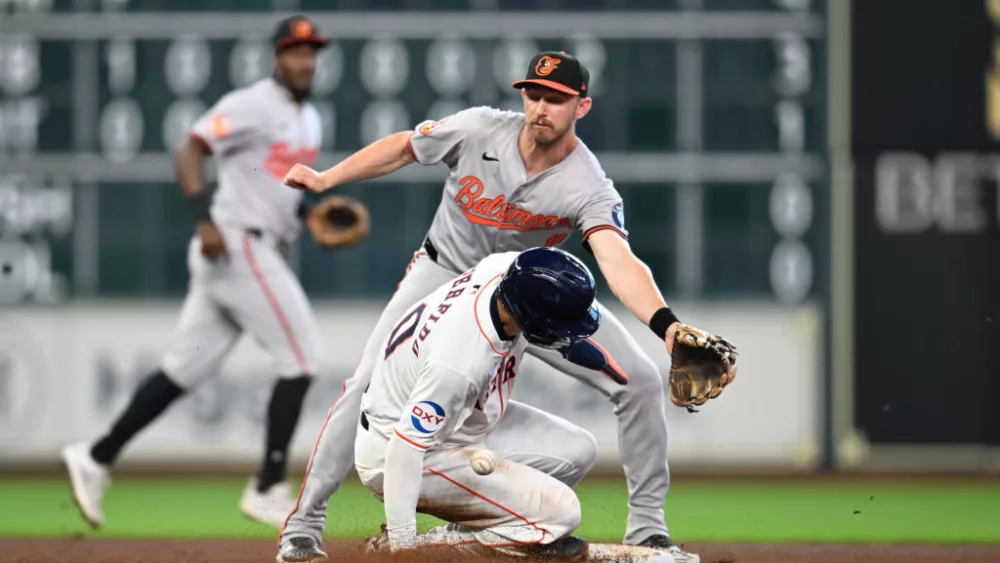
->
[496, 247, 600, 349]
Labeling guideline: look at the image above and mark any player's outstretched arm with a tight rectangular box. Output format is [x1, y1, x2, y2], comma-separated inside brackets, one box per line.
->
[588, 229, 739, 410]
[379, 367, 474, 546]
[382, 435, 425, 552]
[283, 131, 415, 194]
[587, 230, 678, 352]
[175, 136, 227, 260]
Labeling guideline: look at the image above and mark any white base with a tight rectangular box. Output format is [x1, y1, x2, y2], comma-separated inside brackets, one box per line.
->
[587, 543, 676, 563]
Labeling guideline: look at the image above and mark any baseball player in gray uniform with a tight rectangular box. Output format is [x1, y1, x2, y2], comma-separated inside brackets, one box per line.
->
[62, 16, 331, 531]
[279, 52, 732, 563]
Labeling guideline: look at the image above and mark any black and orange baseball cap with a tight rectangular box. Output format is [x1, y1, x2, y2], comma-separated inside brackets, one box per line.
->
[512, 51, 590, 98]
[272, 15, 330, 53]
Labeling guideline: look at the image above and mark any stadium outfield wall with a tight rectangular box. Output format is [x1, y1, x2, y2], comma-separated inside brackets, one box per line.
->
[0, 301, 821, 471]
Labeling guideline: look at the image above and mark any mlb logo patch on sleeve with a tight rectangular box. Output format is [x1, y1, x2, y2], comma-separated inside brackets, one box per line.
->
[410, 401, 446, 433]
[612, 202, 625, 229]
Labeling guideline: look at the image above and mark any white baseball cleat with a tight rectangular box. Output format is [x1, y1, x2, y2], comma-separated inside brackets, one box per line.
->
[239, 478, 296, 530]
[61, 442, 111, 529]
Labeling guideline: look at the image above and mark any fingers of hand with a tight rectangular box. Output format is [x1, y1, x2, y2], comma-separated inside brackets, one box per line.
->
[283, 165, 317, 190]
[282, 168, 300, 186]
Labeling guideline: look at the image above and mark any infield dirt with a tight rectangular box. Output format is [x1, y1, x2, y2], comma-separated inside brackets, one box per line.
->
[4, 539, 1000, 563]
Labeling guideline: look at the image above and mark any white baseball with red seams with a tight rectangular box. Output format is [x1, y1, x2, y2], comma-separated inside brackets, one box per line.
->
[470, 449, 498, 475]
[161, 77, 324, 389]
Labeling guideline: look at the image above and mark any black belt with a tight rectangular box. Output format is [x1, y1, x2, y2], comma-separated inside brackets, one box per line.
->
[360, 411, 369, 431]
[422, 237, 439, 263]
[245, 228, 290, 257]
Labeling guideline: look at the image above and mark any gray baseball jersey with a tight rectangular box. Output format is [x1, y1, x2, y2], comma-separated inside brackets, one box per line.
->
[283, 106, 672, 548]
[407, 107, 628, 272]
[162, 78, 324, 388]
[191, 77, 322, 244]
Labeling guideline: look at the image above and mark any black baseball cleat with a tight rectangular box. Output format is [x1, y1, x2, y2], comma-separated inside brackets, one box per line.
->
[524, 535, 589, 560]
[276, 536, 328, 563]
[637, 534, 700, 563]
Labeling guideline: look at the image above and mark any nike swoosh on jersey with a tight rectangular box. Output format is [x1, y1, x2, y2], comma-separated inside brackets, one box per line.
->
[481, 152, 499, 162]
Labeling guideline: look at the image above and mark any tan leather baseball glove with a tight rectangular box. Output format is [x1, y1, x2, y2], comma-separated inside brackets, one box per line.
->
[668, 325, 739, 413]
[306, 195, 371, 249]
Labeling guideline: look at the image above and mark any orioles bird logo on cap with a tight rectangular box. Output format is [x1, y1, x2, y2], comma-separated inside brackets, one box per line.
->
[535, 55, 561, 76]
[291, 19, 313, 38]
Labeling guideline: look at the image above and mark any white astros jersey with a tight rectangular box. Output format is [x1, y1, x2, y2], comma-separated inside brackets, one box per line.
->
[361, 251, 528, 451]
[191, 77, 322, 243]
[352, 254, 595, 555]
[407, 106, 629, 272]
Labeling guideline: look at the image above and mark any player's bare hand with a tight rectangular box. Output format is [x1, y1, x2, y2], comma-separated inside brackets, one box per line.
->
[664, 321, 680, 356]
[197, 221, 228, 261]
[283, 163, 330, 194]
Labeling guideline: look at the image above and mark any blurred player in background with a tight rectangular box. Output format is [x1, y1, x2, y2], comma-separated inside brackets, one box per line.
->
[62, 16, 331, 531]
[278, 52, 735, 563]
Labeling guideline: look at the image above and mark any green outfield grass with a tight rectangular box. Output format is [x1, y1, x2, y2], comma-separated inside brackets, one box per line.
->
[2, 476, 999, 544]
